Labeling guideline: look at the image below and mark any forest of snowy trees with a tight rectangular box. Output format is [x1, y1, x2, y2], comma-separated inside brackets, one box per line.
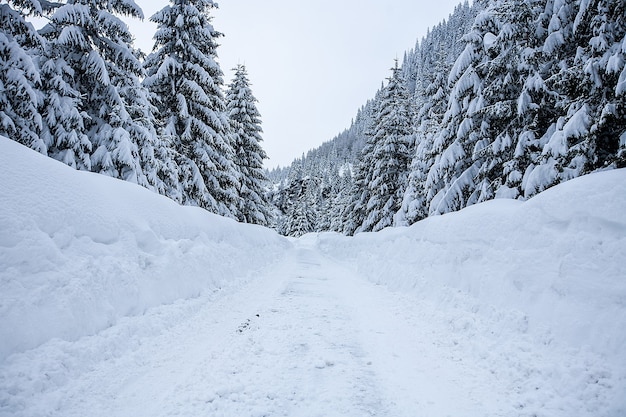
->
[2, 0, 625, 237]
[0, 0, 272, 225]
[271, 0, 626, 236]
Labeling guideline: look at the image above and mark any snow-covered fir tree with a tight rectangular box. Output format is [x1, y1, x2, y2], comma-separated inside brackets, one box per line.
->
[360, 61, 413, 232]
[441, 0, 542, 207]
[424, 9, 492, 216]
[397, 45, 450, 226]
[226, 64, 273, 226]
[38, 29, 91, 170]
[43, 0, 155, 187]
[328, 169, 353, 232]
[277, 159, 318, 237]
[144, 0, 239, 217]
[0, 0, 45, 152]
[576, 0, 626, 168]
[342, 95, 380, 235]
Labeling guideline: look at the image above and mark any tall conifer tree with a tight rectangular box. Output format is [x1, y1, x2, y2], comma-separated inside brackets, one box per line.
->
[226, 64, 273, 226]
[0, 0, 45, 152]
[144, 0, 239, 217]
[45, 0, 153, 186]
[361, 61, 412, 232]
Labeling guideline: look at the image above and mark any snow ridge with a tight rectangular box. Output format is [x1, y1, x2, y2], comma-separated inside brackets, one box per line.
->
[0, 136, 290, 361]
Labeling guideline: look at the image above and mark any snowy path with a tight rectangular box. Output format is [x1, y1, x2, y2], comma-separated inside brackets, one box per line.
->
[2, 236, 622, 417]
[1, 238, 513, 417]
[3, 141, 624, 416]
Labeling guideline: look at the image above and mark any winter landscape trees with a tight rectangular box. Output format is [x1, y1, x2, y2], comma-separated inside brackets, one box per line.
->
[145, 0, 239, 216]
[0, 0, 273, 225]
[270, 0, 625, 235]
[1, 0, 624, 235]
[226, 64, 274, 226]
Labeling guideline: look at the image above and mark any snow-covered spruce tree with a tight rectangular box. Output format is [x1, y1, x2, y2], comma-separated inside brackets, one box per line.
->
[342, 93, 380, 235]
[360, 61, 413, 232]
[315, 158, 340, 232]
[118, 66, 180, 196]
[144, 0, 239, 217]
[397, 2, 484, 226]
[425, 7, 492, 216]
[278, 159, 318, 236]
[522, 0, 626, 196]
[45, 0, 156, 187]
[397, 44, 451, 226]
[453, 0, 546, 204]
[566, 0, 626, 169]
[38, 23, 91, 170]
[282, 178, 318, 237]
[226, 64, 273, 226]
[522, 0, 590, 196]
[489, 0, 555, 200]
[0, 0, 45, 152]
[328, 167, 353, 232]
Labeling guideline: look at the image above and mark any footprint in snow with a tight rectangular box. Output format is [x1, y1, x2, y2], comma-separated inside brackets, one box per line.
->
[237, 314, 260, 333]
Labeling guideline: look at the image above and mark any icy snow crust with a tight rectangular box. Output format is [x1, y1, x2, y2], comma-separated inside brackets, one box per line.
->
[1, 136, 625, 416]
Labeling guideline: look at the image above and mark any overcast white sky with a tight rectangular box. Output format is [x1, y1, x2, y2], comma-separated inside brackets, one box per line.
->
[131, 0, 465, 168]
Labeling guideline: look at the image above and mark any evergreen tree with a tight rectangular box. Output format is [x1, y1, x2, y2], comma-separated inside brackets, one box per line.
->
[278, 159, 318, 236]
[398, 46, 450, 226]
[0, 0, 44, 152]
[522, 0, 626, 195]
[522, 0, 590, 196]
[329, 169, 353, 232]
[343, 93, 380, 235]
[361, 61, 412, 232]
[45, 0, 152, 186]
[315, 160, 338, 232]
[144, 0, 238, 216]
[567, 0, 626, 169]
[226, 64, 273, 226]
[425, 9, 491, 215]
[38, 28, 91, 170]
[456, 0, 544, 204]
[118, 66, 178, 194]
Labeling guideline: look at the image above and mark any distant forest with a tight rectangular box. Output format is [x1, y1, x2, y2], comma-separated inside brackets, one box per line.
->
[2, 0, 624, 237]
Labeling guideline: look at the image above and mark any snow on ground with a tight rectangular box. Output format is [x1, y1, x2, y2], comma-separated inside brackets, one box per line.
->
[317, 168, 626, 415]
[1, 137, 625, 416]
[0, 137, 290, 361]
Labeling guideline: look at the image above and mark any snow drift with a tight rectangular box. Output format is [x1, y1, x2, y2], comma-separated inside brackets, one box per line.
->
[0, 137, 290, 361]
[319, 168, 626, 361]
[314, 168, 626, 415]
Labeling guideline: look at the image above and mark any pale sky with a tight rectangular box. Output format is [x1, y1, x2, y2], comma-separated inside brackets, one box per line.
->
[130, 0, 465, 168]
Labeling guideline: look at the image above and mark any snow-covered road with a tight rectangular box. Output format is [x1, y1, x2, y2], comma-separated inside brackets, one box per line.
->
[2, 138, 625, 417]
[2, 238, 519, 417]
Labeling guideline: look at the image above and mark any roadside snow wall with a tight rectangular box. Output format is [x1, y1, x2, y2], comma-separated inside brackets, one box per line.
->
[318, 169, 626, 361]
[0, 137, 290, 361]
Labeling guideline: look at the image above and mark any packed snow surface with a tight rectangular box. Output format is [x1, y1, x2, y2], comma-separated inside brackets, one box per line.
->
[1, 136, 625, 416]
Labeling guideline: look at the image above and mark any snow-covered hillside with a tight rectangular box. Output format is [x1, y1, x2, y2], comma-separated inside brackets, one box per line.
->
[1, 137, 625, 416]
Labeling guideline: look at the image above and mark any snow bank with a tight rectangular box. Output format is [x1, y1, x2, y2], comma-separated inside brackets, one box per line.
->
[0, 137, 290, 361]
[318, 169, 626, 360]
